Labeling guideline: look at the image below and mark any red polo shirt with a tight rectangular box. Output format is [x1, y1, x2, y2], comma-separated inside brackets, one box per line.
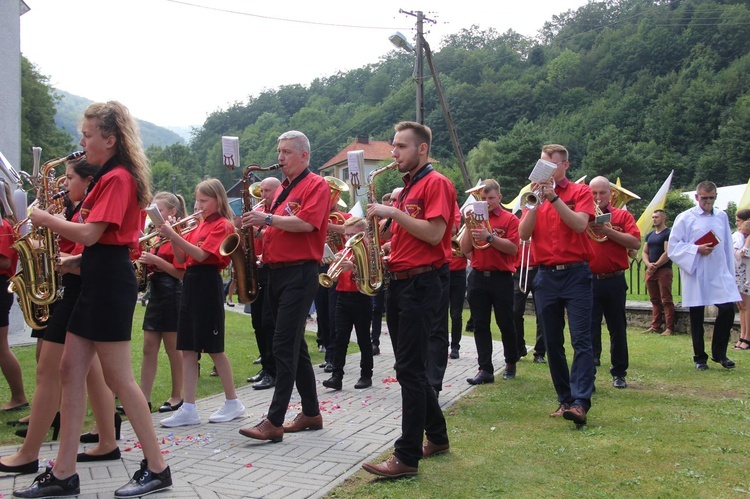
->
[588, 204, 640, 274]
[78, 165, 142, 250]
[335, 269, 359, 293]
[184, 212, 234, 269]
[151, 240, 186, 272]
[525, 177, 595, 266]
[388, 167, 455, 273]
[263, 172, 329, 264]
[469, 206, 520, 272]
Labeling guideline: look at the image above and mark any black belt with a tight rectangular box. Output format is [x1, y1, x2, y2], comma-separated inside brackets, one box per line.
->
[539, 262, 588, 272]
[267, 260, 315, 270]
[389, 265, 435, 281]
[594, 270, 625, 279]
[476, 270, 513, 278]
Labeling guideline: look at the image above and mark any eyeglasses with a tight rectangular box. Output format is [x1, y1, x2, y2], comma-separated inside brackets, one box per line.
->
[699, 196, 716, 201]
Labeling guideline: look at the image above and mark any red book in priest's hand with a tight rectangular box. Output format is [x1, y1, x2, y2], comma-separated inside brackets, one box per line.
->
[694, 229, 720, 247]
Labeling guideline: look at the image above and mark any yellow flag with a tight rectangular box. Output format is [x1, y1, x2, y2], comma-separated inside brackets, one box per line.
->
[636, 170, 673, 236]
[738, 178, 750, 210]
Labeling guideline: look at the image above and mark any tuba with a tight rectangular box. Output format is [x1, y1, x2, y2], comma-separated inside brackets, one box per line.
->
[324, 176, 349, 251]
[461, 201, 493, 250]
[454, 184, 485, 254]
[348, 161, 397, 296]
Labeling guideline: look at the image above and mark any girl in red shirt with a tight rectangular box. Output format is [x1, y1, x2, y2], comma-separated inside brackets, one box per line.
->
[158, 178, 245, 428]
[21, 102, 171, 498]
[138, 192, 187, 414]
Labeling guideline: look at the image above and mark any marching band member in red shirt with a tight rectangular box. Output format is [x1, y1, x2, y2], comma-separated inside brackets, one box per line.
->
[519, 143, 596, 428]
[21, 101, 171, 498]
[159, 179, 245, 428]
[139, 192, 187, 413]
[460, 179, 520, 384]
[587, 176, 641, 389]
[362, 121, 453, 478]
[239, 130, 329, 442]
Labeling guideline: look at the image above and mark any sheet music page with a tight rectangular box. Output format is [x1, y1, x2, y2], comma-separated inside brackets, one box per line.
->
[528, 159, 557, 184]
[221, 136, 240, 170]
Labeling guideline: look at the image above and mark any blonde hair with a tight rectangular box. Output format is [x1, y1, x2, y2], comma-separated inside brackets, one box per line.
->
[153, 191, 187, 219]
[481, 179, 501, 194]
[83, 101, 152, 208]
[195, 179, 233, 222]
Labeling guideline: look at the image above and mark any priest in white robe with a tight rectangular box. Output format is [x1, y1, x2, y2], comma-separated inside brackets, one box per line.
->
[668, 181, 740, 370]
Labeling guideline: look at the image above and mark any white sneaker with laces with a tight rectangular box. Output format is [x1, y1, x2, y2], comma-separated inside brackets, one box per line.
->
[160, 407, 200, 428]
[209, 400, 246, 423]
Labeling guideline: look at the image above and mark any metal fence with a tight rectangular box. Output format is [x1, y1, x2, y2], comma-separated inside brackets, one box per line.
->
[626, 258, 682, 301]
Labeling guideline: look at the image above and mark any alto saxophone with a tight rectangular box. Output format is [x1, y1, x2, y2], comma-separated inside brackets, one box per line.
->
[348, 161, 397, 296]
[7, 149, 84, 329]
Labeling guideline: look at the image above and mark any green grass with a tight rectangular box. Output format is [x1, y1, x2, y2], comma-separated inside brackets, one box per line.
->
[0, 306, 328, 444]
[329, 311, 750, 498]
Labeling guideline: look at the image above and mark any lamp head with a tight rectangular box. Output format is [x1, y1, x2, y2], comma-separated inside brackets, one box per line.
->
[389, 31, 415, 52]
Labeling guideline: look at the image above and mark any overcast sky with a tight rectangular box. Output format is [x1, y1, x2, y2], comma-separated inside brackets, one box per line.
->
[20, 0, 590, 129]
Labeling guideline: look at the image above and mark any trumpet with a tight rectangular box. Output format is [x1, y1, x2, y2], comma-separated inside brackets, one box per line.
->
[461, 201, 493, 250]
[453, 184, 485, 255]
[522, 179, 555, 210]
[139, 211, 203, 247]
[319, 247, 353, 287]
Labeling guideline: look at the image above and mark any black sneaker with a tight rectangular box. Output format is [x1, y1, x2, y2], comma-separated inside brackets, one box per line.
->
[533, 355, 547, 364]
[13, 467, 80, 498]
[114, 460, 172, 498]
[449, 348, 459, 359]
[322, 375, 343, 390]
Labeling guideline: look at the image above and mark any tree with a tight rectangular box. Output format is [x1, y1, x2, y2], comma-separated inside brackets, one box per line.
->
[20, 56, 74, 170]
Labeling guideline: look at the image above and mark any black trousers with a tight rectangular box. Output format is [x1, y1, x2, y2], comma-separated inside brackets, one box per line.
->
[689, 303, 735, 363]
[428, 263, 450, 391]
[449, 268, 467, 351]
[468, 270, 517, 373]
[266, 262, 320, 426]
[591, 274, 629, 378]
[387, 270, 448, 468]
[331, 291, 374, 378]
[250, 267, 276, 377]
[513, 267, 545, 358]
[314, 267, 338, 364]
[371, 290, 385, 347]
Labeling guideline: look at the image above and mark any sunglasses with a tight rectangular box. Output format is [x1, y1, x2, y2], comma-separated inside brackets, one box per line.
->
[699, 196, 716, 201]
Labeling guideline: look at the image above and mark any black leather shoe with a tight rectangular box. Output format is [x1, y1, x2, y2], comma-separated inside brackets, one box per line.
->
[13, 468, 80, 498]
[114, 460, 172, 498]
[354, 377, 372, 389]
[318, 361, 328, 369]
[467, 370, 494, 385]
[324, 362, 334, 373]
[372, 345, 380, 356]
[252, 374, 275, 390]
[503, 364, 516, 380]
[613, 376, 627, 389]
[713, 357, 736, 369]
[449, 348, 459, 359]
[322, 375, 343, 390]
[0, 458, 38, 474]
[247, 369, 265, 383]
[695, 362, 709, 371]
[533, 355, 546, 364]
[77, 446, 121, 462]
[158, 399, 184, 413]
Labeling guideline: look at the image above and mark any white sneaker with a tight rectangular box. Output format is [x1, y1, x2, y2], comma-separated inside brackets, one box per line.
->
[209, 400, 246, 423]
[160, 407, 200, 427]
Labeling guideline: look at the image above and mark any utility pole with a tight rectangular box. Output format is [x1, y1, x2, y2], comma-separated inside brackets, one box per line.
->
[398, 9, 434, 124]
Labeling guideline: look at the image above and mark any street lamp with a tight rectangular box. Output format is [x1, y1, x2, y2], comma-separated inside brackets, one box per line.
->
[389, 30, 423, 124]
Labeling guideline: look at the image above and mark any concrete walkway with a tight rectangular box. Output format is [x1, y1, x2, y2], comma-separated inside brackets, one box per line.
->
[0, 309, 513, 498]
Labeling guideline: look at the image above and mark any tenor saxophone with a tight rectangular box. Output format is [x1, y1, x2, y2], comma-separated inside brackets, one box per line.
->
[348, 161, 397, 296]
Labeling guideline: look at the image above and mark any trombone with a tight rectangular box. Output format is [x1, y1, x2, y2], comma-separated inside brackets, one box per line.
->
[518, 239, 533, 293]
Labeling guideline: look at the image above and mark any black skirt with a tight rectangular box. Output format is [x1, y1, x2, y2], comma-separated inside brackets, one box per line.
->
[177, 265, 224, 353]
[0, 276, 13, 328]
[67, 244, 137, 342]
[142, 272, 182, 332]
[43, 273, 82, 344]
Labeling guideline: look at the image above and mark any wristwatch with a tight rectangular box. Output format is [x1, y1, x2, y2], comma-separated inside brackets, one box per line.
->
[264, 214, 273, 226]
[486, 234, 495, 243]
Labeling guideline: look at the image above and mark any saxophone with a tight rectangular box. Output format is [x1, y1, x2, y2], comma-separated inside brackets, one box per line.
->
[348, 161, 397, 296]
[221, 163, 280, 304]
[7, 149, 84, 328]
